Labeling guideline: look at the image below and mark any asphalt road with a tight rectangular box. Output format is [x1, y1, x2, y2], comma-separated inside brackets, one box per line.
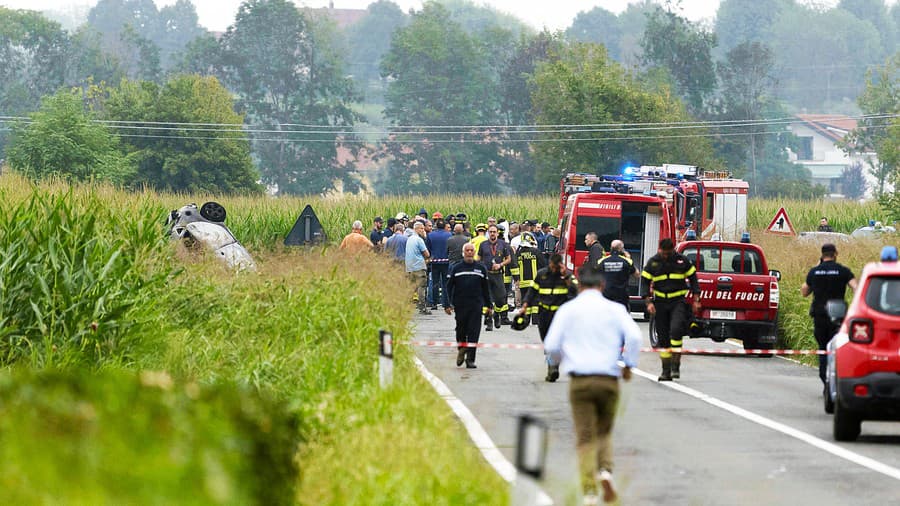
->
[412, 310, 900, 505]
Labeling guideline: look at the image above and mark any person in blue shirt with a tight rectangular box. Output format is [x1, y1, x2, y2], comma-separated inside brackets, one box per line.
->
[427, 219, 452, 309]
[544, 263, 641, 505]
[384, 223, 408, 264]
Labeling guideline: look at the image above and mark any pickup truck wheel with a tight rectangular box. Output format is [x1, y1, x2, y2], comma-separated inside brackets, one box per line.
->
[648, 316, 659, 348]
[833, 399, 861, 441]
[742, 335, 774, 357]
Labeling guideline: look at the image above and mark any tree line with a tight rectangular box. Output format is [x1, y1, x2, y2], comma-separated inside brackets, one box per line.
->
[0, 0, 897, 207]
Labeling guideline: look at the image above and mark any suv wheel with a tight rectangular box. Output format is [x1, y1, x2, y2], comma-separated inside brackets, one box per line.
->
[823, 385, 834, 414]
[833, 399, 861, 441]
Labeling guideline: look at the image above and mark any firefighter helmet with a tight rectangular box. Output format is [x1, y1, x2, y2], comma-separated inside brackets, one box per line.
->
[520, 231, 537, 248]
[510, 309, 530, 331]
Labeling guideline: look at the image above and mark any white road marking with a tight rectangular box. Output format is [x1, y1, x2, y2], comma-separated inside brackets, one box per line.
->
[631, 367, 900, 481]
[414, 357, 554, 505]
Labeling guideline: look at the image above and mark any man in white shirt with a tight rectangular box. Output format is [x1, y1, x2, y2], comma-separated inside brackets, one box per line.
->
[544, 264, 641, 505]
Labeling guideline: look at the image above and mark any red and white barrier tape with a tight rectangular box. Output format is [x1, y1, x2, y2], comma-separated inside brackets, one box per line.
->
[401, 340, 828, 355]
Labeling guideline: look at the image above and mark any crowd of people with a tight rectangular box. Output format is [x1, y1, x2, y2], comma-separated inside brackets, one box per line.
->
[339, 207, 561, 318]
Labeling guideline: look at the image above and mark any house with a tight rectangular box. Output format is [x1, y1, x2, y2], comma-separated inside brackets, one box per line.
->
[786, 114, 882, 199]
[307, 1, 367, 29]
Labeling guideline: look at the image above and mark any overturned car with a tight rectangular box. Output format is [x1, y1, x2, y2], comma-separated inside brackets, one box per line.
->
[166, 201, 256, 271]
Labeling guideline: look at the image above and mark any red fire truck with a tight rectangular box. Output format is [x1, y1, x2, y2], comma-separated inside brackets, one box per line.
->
[555, 165, 749, 312]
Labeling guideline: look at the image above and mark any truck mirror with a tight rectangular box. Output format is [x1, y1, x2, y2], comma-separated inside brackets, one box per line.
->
[769, 269, 781, 280]
[825, 299, 847, 323]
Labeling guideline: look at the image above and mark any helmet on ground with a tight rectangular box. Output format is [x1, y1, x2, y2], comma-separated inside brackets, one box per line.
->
[510, 310, 530, 331]
[520, 231, 537, 248]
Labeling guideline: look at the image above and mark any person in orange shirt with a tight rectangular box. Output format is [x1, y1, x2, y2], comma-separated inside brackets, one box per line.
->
[339, 220, 374, 253]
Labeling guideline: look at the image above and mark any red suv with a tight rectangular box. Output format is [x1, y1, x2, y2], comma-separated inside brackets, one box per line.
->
[824, 246, 900, 441]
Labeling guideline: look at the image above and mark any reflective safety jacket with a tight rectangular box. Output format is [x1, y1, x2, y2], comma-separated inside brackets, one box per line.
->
[524, 267, 578, 312]
[640, 252, 699, 301]
[516, 246, 546, 290]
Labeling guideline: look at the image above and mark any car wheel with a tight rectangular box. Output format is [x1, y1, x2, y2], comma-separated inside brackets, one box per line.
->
[833, 398, 861, 441]
[648, 315, 659, 348]
[823, 384, 835, 414]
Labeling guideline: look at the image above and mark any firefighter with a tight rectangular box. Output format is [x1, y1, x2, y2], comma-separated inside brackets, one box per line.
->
[477, 224, 513, 331]
[641, 238, 701, 381]
[521, 253, 578, 382]
[515, 232, 546, 323]
[598, 239, 638, 310]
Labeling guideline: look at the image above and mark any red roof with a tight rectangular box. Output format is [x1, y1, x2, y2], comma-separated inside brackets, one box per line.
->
[795, 114, 858, 142]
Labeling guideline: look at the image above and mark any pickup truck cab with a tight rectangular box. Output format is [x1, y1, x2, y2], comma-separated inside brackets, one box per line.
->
[824, 246, 900, 441]
[674, 240, 781, 351]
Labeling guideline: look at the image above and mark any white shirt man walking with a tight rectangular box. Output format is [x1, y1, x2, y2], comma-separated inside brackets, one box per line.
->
[544, 263, 641, 505]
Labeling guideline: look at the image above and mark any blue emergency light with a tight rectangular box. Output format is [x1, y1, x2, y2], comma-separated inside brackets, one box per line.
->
[740, 232, 751, 243]
[881, 246, 898, 262]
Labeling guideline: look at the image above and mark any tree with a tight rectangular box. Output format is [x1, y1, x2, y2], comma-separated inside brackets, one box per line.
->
[640, 5, 718, 114]
[156, 0, 207, 71]
[714, 0, 789, 54]
[712, 41, 788, 194]
[840, 162, 867, 199]
[566, 7, 622, 59]
[529, 43, 719, 187]
[439, 0, 531, 38]
[770, 4, 883, 111]
[838, 0, 897, 58]
[378, 1, 507, 194]
[344, 0, 408, 99]
[496, 30, 563, 193]
[217, 0, 360, 195]
[102, 75, 261, 194]
[842, 52, 899, 206]
[6, 90, 133, 184]
[0, 8, 68, 116]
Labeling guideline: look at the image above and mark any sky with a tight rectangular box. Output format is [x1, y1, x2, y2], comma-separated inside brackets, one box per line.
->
[1, 0, 726, 32]
[3, 0, 892, 32]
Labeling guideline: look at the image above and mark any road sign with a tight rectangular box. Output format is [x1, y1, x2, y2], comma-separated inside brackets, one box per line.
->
[284, 204, 326, 245]
[766, 207, 796, 236]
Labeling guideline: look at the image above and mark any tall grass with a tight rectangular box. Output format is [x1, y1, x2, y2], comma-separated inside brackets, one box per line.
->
[0, 172, 508, 504]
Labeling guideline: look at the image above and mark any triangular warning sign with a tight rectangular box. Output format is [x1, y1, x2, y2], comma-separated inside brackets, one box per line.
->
[765, 207, 796, 236]
[284, 204, 327, 245]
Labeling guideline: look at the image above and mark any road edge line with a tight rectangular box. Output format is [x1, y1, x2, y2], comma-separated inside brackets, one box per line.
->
[631, 367, 900, 481]
[413, 356, 554, 505]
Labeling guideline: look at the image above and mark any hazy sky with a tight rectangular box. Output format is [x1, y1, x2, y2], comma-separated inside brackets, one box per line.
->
[2, 0, 725, 32]
[2, 0, 887, 32]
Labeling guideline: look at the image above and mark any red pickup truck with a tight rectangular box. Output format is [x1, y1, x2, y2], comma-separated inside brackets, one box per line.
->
[662, 240, 782, 351]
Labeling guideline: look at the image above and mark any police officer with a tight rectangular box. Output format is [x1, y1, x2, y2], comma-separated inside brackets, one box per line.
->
[477, 225, 513, 331]
[521, 253, 578, 382]
[801, 243, 857, 384]
[599, 240, 637, 310]
[641, 238, 701, 381]
[445, 243, 492, 369]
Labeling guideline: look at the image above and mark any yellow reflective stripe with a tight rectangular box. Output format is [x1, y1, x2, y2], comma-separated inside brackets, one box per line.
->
[527, 306, 539, 315]
[624, 257, 633, 265]
[520, 280, 535, 288]
[539, 303, 560, 311]
[684, 266, 696, 277]
[551, 288, 569, 294]
[659, 350, 672, 358]
[539, 288, 553, 294]
[668, 273, 686, 280]
[641, 270, 653, 279]
[651, 274, 668, 282]
[493, 303, 509, 312]
[671, 339, 683, 346]
[653, 289, 689, 299]
[510, 267, 520, 275]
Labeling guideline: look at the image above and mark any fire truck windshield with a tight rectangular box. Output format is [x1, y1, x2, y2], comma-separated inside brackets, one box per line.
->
[575, 216, 620, 251]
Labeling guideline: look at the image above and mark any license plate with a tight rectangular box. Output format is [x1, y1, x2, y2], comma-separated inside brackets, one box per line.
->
[710, 310, 736, 320]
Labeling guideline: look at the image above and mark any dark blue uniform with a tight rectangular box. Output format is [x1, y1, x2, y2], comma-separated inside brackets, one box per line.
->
[806, 259, 855, 382]
[599, 252, 635, 309]
[445, 260, 492, 367]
